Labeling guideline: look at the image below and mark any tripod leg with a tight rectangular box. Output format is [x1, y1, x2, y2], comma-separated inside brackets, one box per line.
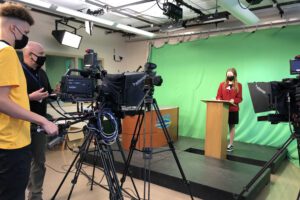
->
[237, 134, 295, 199]
[120, 111, 145, 188]
[152, 99, 194, 200]
[90, 139, 99, 191]
[51, 132, 93, 200]
[67, 133, 94, 200]
[296, 136, 300, 166]
[95, 139, 123, 200]
[116, 137, 140, 199]
[142, 147, 152, 200]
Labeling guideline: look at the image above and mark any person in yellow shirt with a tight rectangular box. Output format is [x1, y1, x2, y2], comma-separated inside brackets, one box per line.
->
[0, 3, 58, 200]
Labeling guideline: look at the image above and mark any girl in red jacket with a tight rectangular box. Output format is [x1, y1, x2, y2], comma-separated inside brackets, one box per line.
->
[216, 68, 243, 152]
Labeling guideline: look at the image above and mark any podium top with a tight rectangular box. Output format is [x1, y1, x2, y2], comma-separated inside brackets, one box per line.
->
[201, 99, 236, 106]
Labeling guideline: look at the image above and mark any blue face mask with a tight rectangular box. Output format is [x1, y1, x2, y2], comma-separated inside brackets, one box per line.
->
[12, 26, 28, 49]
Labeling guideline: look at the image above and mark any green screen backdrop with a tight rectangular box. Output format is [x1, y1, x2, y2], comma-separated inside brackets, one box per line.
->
[150, 25, 300, 165]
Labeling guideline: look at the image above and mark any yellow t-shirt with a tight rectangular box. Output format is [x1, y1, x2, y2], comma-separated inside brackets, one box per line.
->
[0, 41, 30, 149]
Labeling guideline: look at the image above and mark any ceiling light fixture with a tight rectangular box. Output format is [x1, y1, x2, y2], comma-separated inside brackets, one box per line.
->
[56, 6, 115, 26]
[17, 0, 52, 9]
[200, 13, 229, 24]
[116, 24, 155, 37]
[15, 0, 156, 38]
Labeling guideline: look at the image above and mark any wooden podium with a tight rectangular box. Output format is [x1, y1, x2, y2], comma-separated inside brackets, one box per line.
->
[202, 100, 233, 160]
[121, 107, 179, 151]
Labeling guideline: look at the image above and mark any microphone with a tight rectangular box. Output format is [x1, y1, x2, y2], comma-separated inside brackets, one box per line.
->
[136, 66, 142, 72]
[132, 75, 147, 87]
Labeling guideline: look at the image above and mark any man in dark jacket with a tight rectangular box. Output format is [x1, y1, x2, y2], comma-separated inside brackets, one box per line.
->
[22, 41, 52, 200]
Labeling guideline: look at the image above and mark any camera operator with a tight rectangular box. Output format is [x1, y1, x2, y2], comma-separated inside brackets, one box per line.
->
[0, 3, 58, 200]
[22, 41, 53, 200]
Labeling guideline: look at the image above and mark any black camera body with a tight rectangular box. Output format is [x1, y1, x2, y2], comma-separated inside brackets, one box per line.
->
[248, 56, 300, 127]
[60, 75, 94, 101]
[59, 50, 163, 116]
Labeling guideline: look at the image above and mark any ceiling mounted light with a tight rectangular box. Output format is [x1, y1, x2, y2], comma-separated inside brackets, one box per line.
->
[52, 19, 82, 49]
[56, 6, 115, 26]
[15, 0, 156, 38]
[52, 30, 82, 49]
[163, 2, 183, 21]
[160, 21, 186, 32]
[200, 13, 229, 24]
[17, 0, 52, 9]
[116, 24, 155, 38]
[246, 0, 263, 5]
[56, 6, 155, 38]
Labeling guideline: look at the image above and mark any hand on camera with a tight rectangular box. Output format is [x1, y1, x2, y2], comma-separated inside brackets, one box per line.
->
[41, 120, 59, 136]
[29, 88, 49, 101]
[230, 99, 234, 104]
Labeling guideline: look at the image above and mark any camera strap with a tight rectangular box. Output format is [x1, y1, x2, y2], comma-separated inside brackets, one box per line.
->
[21, 63, 42, 88]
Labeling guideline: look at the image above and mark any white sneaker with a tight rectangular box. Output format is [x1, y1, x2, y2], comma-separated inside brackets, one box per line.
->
[227, 144, 234, 152]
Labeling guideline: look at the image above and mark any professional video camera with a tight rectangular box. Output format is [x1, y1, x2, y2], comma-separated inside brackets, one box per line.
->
[248, 56, 300, 125]
[239, 56, 300, 199]
[52, 49, 164, 200]
[59, 49, 162, 116]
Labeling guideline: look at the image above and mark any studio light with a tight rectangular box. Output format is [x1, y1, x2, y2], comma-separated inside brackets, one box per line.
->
[52, 19, 82, 49]
[52, 30, 82, 49]
[163, 2, 183, 21]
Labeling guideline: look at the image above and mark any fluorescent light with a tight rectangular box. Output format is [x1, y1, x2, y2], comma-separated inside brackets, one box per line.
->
[116, 24, 155, 37]
[204, 17, 228, 24]
[18, 0, 52, 8]
[56, 6, 115, 26]
[52, 30, 82, 49]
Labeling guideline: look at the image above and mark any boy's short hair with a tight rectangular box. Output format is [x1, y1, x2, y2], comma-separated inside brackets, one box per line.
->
[0, 2, 34, 25]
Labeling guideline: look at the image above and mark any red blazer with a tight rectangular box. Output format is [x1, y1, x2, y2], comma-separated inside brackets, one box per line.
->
[216, 82, 243, 112]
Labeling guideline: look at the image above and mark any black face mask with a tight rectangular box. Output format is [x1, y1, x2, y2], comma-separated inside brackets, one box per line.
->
[227, 76, 234, 81]
[13, 26, 28, 49]
[32, 53, 46, 69]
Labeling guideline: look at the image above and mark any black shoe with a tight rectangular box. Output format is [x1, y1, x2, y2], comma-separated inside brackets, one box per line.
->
[227, 144, 234, 152]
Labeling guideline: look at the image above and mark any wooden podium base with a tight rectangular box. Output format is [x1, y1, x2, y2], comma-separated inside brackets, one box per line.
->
[202, 100, 231, 160]
[121, 107, 179, 150]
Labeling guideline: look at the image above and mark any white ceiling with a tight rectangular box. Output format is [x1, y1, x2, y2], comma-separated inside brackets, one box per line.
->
[13, 0, 300, 36]
[43, 0, 299, 26]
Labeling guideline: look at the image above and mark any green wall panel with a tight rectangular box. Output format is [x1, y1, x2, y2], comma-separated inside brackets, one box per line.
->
[45, 55, 74, 88]
[151, 25, 300, 165]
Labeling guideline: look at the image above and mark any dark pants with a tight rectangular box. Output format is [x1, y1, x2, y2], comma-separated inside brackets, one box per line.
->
[27, 132, 47, 200]
[0, 145, 32, 200]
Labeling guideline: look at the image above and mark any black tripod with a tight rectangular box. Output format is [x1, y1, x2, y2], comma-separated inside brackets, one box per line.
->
[237, 128, 300, 199]
[120, 90, 194, 200]
[51, 123, 123, 200]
